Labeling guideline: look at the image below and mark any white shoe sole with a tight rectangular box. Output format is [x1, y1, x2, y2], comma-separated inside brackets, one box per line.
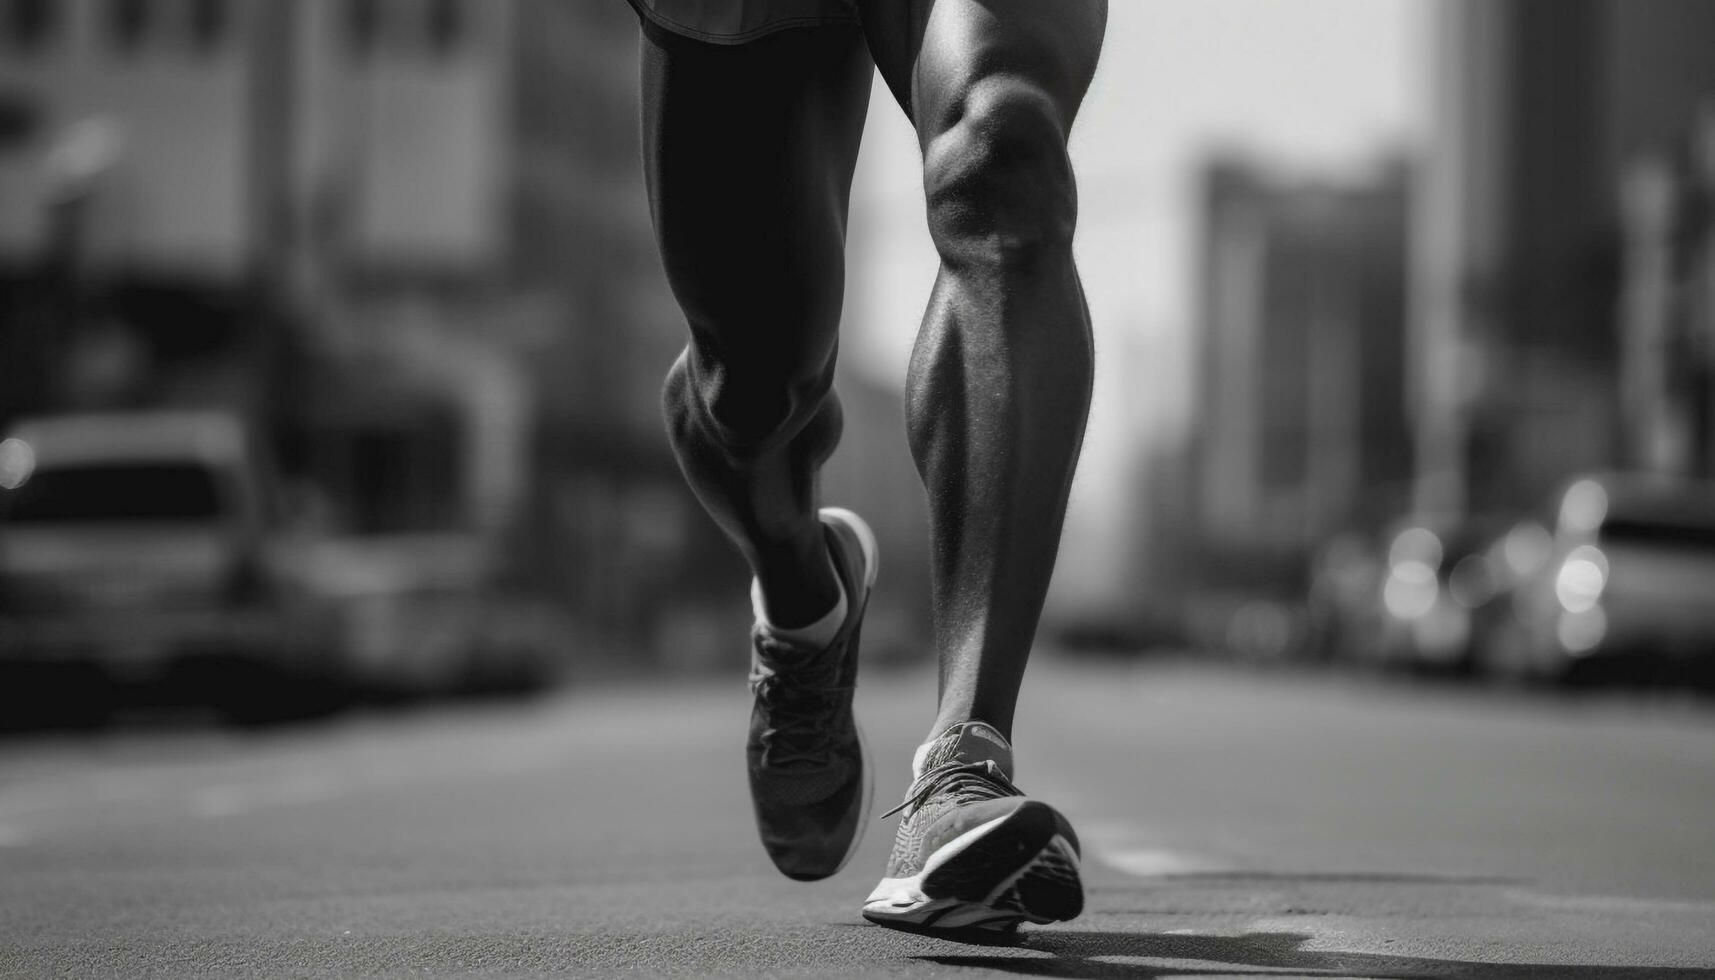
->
[817, 720, 873, 878]
[862, 803, 1084, 932]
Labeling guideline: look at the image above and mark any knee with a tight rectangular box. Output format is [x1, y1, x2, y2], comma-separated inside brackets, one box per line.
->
[924, 77, 1077, 270]
[663, 348, 833, 459]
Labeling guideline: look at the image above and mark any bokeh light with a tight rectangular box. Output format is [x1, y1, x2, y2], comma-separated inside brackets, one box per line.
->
[0, 437, 36, 491]
[1554, 545, 1609, 614]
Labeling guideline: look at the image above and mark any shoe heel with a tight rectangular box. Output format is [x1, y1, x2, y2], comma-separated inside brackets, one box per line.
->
[994, 836, 1084, 923]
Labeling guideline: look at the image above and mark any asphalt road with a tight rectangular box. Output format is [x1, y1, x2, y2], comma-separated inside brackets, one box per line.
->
[3, 657, 1715, 979]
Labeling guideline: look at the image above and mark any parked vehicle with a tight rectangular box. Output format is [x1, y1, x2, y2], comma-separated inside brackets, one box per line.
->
[1484, 475, 1715, 682]
[298, 531, 563, 700]
[1310, 515, 1531, 673]
[0, 411, 336, 723]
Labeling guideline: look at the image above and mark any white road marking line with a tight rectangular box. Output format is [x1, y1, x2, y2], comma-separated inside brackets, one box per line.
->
[190, 774, 340, 819]
[1102, 847, 1230, 877]
[1080, 820, 1235, 877]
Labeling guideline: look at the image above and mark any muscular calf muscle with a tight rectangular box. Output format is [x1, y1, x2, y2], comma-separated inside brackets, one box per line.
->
[865, 0, 1107, 738]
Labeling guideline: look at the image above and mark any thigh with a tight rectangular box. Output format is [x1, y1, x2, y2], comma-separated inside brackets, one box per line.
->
[641, 21, 873, 373]
[857, 0, 1105, 141]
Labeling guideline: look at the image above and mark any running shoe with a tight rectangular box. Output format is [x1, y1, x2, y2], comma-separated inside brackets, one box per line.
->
[746, 507, 878, 881]
[863, 722, 1083, 932]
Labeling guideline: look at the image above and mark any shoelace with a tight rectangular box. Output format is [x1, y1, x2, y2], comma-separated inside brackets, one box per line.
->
[749, 630, 852, 767]
[881, 758, 1021, 819]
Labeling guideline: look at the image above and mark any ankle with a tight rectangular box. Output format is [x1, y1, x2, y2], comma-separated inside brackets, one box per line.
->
[928, 712, 1013, 746]
[753, 539, 845, 638]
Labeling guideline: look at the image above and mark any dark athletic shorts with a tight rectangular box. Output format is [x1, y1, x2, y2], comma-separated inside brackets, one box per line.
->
[627, 0, 860, 44]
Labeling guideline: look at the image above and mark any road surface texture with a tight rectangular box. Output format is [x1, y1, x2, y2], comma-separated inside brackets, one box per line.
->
[2, 657, 1714, 978]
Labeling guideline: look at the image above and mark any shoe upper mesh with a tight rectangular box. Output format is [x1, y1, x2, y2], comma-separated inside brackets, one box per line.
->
[882, 725, 1022, 878]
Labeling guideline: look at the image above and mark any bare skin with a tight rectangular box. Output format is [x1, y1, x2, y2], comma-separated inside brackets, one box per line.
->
[646, 0, 1106, 740]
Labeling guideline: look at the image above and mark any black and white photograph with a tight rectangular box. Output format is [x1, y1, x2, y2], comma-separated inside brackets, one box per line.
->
[2, 1, 1715, 977]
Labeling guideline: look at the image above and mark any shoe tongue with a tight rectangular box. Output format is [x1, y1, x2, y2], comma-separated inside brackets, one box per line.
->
[915, 722, 1013, 778]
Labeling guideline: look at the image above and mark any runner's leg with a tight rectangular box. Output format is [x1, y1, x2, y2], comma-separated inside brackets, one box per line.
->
[860, 0, 1107, 738]
[642, 21, 873, 627]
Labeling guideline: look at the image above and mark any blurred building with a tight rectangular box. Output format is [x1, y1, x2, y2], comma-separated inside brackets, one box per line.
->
[0, 0, 255, 273]
[1190, 155, 1412, 586]
[1413, 0, 1715, 516]
[0, 0, 739, 667]
[1, 0, 932, 671]
[1617, 101, 1715, 481]
[0, 0, 522, 455]
[1, 0, 261, 421]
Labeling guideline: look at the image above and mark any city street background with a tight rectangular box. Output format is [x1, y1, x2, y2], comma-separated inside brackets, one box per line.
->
[5, 0, 1715, 976]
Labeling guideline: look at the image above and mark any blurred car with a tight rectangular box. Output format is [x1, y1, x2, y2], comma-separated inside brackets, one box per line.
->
[0, 411, 335, 721]
[1484, 475, 1715, 681]
[1307, 530, 1386, 663]
[298, 531, 563, 700]
[1310, 515, 1533, 672]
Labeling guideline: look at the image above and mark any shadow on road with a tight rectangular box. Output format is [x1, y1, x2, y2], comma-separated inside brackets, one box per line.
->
[917, 930, 1715, 979]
